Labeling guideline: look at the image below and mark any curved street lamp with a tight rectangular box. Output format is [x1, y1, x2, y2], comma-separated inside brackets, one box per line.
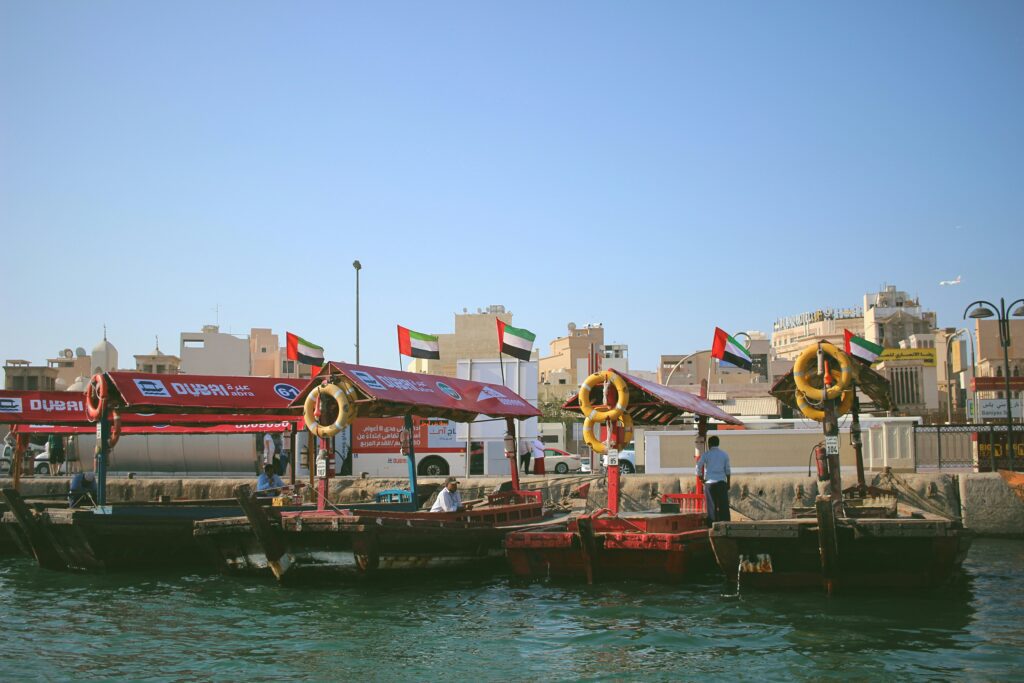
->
[664, 350, 709, 386]
[964, 296, 1024, 464]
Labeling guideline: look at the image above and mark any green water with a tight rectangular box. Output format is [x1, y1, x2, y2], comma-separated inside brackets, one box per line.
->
[1, 539, 1021, 681]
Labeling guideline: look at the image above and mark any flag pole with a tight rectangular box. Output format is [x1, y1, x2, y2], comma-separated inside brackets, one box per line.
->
[497, 317, 507, 388]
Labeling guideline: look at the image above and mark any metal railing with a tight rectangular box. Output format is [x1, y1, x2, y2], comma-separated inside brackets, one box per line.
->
[913, 424, 1023, 472]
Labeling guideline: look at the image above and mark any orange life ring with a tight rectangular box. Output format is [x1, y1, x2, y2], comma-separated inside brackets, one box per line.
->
[108, 411, 122, 449]
[85, 373, 107, 421]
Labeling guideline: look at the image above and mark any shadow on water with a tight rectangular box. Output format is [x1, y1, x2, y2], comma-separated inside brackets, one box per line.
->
[0, 539, 1020, 681]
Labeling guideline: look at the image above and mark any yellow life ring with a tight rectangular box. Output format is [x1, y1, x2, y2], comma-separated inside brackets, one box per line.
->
[303, 381, 356, 438]
[582, 412, 634, 455]
[577, 370, 630, 422]
[793, 342, 853, 402]
[796, 388, 854, 422]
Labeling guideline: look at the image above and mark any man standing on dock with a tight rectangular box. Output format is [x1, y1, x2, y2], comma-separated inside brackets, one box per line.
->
[696, 436, 731, 524]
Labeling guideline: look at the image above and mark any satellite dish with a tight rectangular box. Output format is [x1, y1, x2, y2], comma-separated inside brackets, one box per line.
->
[75, 347, 87, 357]
[63, 348, 73, 359]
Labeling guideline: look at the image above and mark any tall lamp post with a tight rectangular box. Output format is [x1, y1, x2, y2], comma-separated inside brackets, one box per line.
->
[945, 328, 968, 423]
[353, 260, 362, 364]
[664, 350, 709, 386]
[964, 297, 1024, 463]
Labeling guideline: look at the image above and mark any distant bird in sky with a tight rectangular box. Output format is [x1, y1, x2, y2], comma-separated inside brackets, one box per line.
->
[939, 275, 962, 286]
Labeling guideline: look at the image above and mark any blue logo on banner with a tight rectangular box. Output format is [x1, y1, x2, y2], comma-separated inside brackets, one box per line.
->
[274, 384, 301, 401]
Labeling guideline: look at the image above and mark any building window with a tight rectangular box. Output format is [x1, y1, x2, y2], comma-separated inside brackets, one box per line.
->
[156, 365, 165, 374]
[282, 360, 295, 374]
[183, 339, 204, 349]
[558, 379, 566, 385]
[27, 376, 38, 390]
[261, 347, 268, 353]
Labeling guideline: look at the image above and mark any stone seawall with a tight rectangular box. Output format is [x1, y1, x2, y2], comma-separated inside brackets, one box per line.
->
[4, 472, 1022, 536]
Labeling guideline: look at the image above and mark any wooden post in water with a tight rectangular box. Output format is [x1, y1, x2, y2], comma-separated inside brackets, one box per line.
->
[823, 401, 843, 520]
[289, 423, 297, 487]
[815, 494, 839, 594]
[403, 414, 418, 507]
[11, 433, 27, 492]
[95, 413, 110, 507]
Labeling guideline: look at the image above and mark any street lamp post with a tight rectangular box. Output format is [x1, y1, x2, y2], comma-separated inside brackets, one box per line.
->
[664, 350, 708, 386]
[946, 328, 967, 423]
[353, 260, 362, 364]
[964, 297, 1024, 465]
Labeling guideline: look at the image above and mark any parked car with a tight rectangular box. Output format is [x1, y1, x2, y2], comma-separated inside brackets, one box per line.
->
[543, 448, 583, 474]
[1, 441, 46, 475]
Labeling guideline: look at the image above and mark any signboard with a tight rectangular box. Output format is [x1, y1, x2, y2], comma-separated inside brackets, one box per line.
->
[876, 348, 937, 366]
[825, 435, 840, 455]
[973, 398, 1024, 419]
[972, 376, 1024, 392]
[351, 417, 462, 453]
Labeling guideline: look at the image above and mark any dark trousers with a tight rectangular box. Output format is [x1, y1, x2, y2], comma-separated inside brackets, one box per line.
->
[519, 451, 531, 473]
[706, 480, 731, 524]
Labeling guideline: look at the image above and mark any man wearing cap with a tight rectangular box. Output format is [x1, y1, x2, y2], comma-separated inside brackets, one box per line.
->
[430, 477, 465, 512]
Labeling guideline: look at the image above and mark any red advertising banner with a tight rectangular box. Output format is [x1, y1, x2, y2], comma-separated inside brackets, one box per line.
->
[108, 373, 305, 414]
[351, 417, 462, 453]
[13, 421, 295, 436]
[0, 390, 303, 427]
[291, 362, 540, 422]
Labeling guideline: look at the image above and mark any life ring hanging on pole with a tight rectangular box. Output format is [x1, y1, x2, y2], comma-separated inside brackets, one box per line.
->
[578, 370, 630, 422]
[85, 373, 107, 422]
[793, 343, 853, 402]
[582, 412, 634, 455]
[796, 388, 854, 422]
[304, 380, 356, 438]
[108, 410, 122, 449]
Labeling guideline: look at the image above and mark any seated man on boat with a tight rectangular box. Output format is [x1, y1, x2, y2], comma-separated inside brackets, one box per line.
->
[430, 477, 467, 512]
[256, 463, 286, 496]
[696, 436, 731, 524]
[68, 472, 98, 508]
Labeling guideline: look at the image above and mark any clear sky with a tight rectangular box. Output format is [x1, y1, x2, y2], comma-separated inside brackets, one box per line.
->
[2, 2, 1022, 374]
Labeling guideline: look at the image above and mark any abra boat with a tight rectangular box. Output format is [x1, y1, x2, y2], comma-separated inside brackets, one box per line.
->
[194, 362, 548, 582]
[0, 378, 319, 572]
[505, 370, 741, 583]
[709, 341, 972, 593]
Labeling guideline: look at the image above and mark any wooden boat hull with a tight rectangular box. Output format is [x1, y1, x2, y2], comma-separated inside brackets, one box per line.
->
[1, 503, 259, 572]
[505, 513, 714, 583]
[709, 517, 973, 592]
[195, 502, 546, 582]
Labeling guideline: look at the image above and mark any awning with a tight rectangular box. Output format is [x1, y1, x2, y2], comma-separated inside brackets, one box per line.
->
[106, 373, 306, 415]
[291, 362, 541, 422]
[561, 370, 744, 426]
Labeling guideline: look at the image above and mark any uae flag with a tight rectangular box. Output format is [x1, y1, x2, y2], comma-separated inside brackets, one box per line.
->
[397, 325, 440, 360]
[286, 332, 324, 367]
[711, 327, 752, 371]
[497, 319, 535, 361]
[844, 329, 883, 365]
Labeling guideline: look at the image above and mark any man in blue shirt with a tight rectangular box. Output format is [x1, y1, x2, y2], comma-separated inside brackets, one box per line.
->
[696, 435, 731, 524]
[256, 463, 285, 496]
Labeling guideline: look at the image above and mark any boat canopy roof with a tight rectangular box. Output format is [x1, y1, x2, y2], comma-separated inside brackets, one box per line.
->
[770, 357, 894, 412]
[291, 362, 541, 422]
[0, 388, 302, 431]
[105, 372, 305, 415]
[561, 370, 743, 426]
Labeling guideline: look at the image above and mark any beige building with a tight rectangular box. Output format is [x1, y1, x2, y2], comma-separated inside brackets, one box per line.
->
[974, 318, 1024, 403]
[771, 308, 865, 360]
[250, 328, 314, 379]
[179, 325, 250, 376]
[3, 360, 58, 391]
[46, 347, 92, 389]
[134, 339, 181, 374]
[538, 322, 607, 403]
[863, 285, 937, 347]
[408, 305, 525, 378]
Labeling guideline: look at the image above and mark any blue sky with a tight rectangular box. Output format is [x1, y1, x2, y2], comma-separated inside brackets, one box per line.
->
[2, 2, 1022, 374]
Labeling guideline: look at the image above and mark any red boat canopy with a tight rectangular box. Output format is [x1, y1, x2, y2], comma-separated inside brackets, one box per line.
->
[291, 362, 541, 422]
[0, 391, 93, 426]
[562, 370, 743, 426]
[105, 372, 306, 415]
